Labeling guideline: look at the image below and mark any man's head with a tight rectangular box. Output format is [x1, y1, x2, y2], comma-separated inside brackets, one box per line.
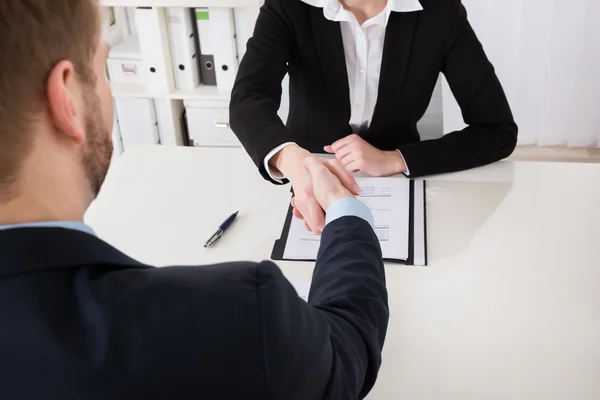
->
[0, 0, 113, 219]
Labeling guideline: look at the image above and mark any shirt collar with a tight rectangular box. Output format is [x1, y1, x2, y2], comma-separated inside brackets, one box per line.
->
[302, 0, 422, 26]
[301, 0, 423, 10]
[389, 0, 423, 12]
[0, 221, 95, 236]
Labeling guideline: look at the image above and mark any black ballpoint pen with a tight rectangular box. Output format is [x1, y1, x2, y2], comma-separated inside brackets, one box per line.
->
[204, 211, 239, 248]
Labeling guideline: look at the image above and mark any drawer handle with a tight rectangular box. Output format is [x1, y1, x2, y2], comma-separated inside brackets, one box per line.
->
[214, 120, 230, 128]
[121, 63, 138, 76]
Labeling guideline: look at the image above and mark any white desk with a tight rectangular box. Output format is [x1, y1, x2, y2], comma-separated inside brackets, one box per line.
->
[86, 146, 600, 400]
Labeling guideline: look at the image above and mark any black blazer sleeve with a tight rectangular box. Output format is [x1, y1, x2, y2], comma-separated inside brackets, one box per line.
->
[399, 3, 518, 177]
[257, 216, 388, 399]
[229, 0, 293, 182]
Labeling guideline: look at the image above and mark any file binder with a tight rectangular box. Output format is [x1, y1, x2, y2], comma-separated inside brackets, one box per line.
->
[233, 8, 252, 60]
[102, 6, 129, 47]
[199, 54, 216, 86]
[271, 180, 428, 266]
[195, 8, 239, 89]
[114, 98, 160, 149]
[167, 8, 201, 91]
[135, 7, 169, 93]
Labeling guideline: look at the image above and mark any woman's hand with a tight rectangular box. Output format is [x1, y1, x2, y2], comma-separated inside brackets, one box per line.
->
[271, 144, 361, 234]
[325, 134, 407, 177]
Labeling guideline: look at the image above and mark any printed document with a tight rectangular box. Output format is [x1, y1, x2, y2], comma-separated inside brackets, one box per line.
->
[290, 279, 311, 302]
[283, 176, 411, 261]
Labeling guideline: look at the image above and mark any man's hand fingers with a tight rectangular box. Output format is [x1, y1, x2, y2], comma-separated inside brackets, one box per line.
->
[325, 158, 362, 195]
[306, 197, 325, 233]
[323, 145, 335, 154]
[303, 220, 311, 232]
[291, 197, 303, 219]
[293, 167, 325, 233]
[298, 202, 320, 233]
[293, 194, 314, 227]
[292, 206, 303, 220]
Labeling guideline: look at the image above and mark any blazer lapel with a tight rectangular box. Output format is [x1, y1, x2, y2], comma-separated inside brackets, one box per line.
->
[368, 12, 419, 137]
[310, 7, 351, 125]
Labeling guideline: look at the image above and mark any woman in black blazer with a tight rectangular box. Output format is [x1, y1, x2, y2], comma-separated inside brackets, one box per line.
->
[230, 0, 517, 233]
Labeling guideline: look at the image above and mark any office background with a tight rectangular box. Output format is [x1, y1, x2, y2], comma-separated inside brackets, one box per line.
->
[91, 3, 600, 398]
[102, 0, 600, 164]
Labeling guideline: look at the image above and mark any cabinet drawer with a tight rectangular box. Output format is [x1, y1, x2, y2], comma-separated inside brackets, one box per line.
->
[185, 104, 241, 148]
[114, 98, 160, 150]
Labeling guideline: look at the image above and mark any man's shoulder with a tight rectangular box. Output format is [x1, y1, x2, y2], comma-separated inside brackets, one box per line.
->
[105, 260, 282, 300]
[88, 262, 277, 390]
[98, 260, 288, 315]
[99, 261, 286, 341]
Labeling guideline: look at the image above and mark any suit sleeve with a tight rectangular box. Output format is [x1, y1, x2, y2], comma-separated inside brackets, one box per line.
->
[229, 0, 295, 183]
[399, 3, 518, 177]
[256, 217, 388, 400]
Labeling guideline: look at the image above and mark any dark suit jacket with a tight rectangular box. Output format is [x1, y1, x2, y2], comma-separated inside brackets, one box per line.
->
[0, 216, 388, 400]
[230, 0, 518, 181]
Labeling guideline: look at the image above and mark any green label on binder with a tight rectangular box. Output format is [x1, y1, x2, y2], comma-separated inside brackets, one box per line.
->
[196, 10, 209, 20]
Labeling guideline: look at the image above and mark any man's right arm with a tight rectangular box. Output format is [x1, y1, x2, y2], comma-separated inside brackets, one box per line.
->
[255, 155, 388, 400]
[312, 213, 388, 399]
[255, 213, 387, 400]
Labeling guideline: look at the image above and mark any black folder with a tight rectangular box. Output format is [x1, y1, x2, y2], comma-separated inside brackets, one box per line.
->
[271, 180, 428, 266]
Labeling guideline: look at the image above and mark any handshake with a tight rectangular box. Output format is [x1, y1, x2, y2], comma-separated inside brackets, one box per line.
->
[276, 146, 363, 234]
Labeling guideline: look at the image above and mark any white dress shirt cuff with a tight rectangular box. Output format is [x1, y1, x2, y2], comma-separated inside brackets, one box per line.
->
[325, 197, 375, 229]
[264, 142, 297, 183]
[397, 149, 410, 176]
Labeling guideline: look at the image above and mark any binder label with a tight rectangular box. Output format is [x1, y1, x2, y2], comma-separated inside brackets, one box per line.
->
[196, 10, 209, 21]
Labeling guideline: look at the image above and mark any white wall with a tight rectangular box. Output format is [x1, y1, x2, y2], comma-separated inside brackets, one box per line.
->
[442, 0, 600, 148]
[418, 76, 444, 140]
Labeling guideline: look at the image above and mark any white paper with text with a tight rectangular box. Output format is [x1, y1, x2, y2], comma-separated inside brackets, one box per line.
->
[283, 176, 411, 261]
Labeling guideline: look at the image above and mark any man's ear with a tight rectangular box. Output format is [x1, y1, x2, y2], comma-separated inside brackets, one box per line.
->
[47, 60, 85, 145]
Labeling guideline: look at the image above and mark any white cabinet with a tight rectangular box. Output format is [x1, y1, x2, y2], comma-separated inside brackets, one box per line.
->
[114, 98, 160, 149]
[185, 100, 240, 147]
[103, 2, 264, 149]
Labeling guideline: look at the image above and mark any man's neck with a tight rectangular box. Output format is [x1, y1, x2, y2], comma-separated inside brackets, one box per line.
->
[0, 194, 86, 225]
[0, 171, 90, 225]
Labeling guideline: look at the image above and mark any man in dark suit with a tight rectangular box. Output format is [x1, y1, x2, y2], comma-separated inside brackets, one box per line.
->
[230, 0, 518, 235]
[0, 1, 388, 399]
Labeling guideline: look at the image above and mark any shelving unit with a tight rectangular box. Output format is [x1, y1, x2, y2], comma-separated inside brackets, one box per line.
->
[101, 0, 262, 8]
[112, 83, 232, 102]
[171, 85, 233, 101]
[102, 1, 264, 149]
[111, 82, 169, 99]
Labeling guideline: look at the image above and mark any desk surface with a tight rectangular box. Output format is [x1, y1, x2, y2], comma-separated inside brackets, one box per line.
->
[86, 146, 600, 400]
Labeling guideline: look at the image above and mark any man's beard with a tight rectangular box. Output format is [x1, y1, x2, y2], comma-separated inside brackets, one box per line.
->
[82, 91, 113, 198]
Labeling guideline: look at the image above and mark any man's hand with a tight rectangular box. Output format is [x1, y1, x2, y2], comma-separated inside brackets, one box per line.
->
[271, 144, 361, 234]
[324, 134, 407, 176]
[303, 157, 355, 211]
